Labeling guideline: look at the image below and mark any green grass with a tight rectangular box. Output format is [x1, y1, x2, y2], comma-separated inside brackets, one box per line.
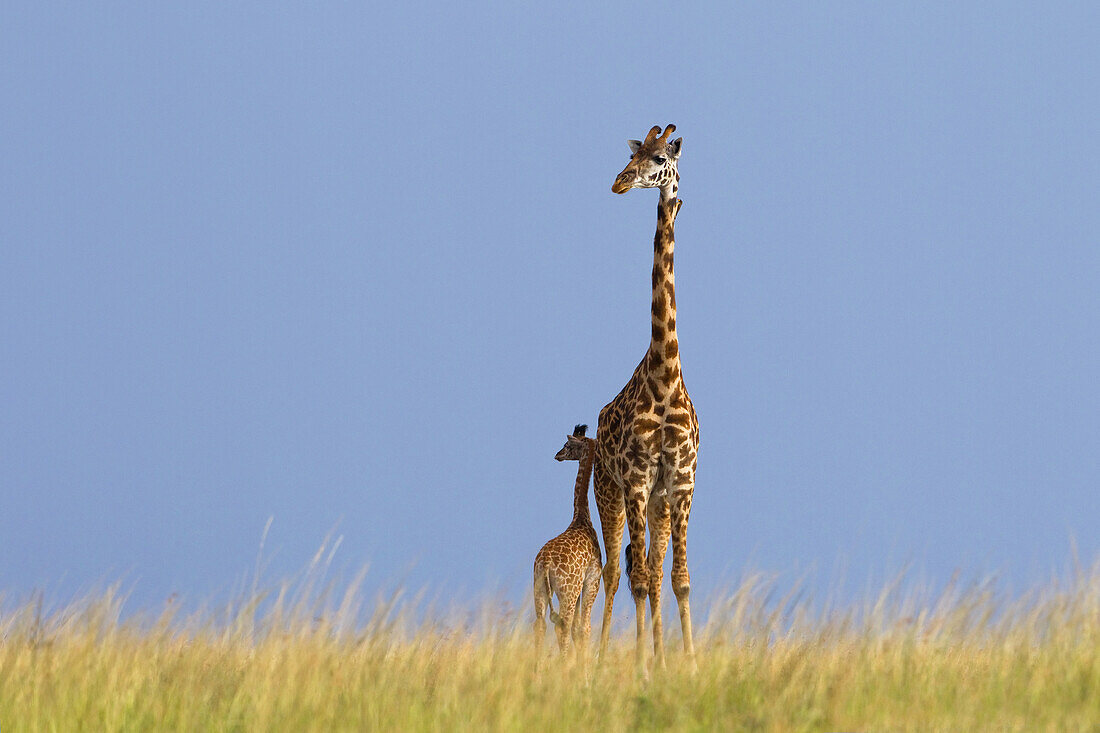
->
[4, 561, 1100, 732]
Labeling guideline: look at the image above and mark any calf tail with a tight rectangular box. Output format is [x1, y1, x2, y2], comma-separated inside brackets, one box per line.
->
[541, 567, 562, 626]
[548, 601, 562, 627]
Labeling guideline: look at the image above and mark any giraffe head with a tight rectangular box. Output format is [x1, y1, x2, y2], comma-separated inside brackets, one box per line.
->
[554, 424, 591, 461]
[612, 124, 682, 195]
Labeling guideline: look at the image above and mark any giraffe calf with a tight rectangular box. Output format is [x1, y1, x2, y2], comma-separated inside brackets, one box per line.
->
[533, 424, 602, 662]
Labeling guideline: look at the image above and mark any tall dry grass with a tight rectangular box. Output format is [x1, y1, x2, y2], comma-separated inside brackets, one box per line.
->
[3, 552, 1100, 731]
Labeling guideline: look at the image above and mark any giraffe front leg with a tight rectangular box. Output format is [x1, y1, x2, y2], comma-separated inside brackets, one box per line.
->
[626, 490, 650, 601]
[670, 486, 696, 669]
[625, 486, 650, 673]
[647, 497, 671, 672]
[598, 516, 623, 661]
[595, 464, 623, 660]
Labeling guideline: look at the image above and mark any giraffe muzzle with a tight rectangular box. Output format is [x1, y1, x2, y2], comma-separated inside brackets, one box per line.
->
[612, 171, 635, 194]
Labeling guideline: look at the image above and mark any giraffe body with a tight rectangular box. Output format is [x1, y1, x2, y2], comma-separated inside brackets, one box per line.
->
[532, 425, 602, 665]
[597, 125, 700, 671]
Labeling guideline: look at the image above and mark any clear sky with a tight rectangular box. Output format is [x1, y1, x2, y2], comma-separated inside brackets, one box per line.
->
[2, 3, 1099, 613]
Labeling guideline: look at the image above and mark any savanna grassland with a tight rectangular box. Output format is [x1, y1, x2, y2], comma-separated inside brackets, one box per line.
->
[4, 561, 1100, 732]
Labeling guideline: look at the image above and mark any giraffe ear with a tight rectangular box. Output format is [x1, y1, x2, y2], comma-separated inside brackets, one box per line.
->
[667, 137, 682, 159]
[627, 140, 643, 154]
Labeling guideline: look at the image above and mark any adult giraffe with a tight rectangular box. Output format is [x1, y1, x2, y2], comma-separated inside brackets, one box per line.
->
[596, 124, 700, 672]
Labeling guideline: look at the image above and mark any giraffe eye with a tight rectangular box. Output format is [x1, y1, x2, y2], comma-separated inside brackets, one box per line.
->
[654, 156, 667, 165]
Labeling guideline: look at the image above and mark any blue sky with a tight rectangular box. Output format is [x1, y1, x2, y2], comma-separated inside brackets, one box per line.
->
[2, 2, 1099, 613]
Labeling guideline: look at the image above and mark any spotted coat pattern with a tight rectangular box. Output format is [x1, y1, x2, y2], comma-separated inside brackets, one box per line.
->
[597, 125, 700, 669]
[533, 427, 602, 661]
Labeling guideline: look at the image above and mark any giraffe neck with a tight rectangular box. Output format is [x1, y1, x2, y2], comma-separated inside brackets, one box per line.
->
[569, 440, 595, 528]
[658, 175, 678, 205]
[648, 195, 681, 381]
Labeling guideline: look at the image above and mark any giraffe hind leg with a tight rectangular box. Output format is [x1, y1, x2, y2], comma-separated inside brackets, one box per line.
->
[578, 561, 601, 674]
[555, 587, 580, 658]
[533, 564, 550, 665]
[571, 596, 584, 664]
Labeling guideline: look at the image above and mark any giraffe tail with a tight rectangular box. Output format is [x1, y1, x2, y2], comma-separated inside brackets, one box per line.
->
[624, 543, 633, 578]
[540, 566, 563, 627]
[545, 572, 563, 629]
